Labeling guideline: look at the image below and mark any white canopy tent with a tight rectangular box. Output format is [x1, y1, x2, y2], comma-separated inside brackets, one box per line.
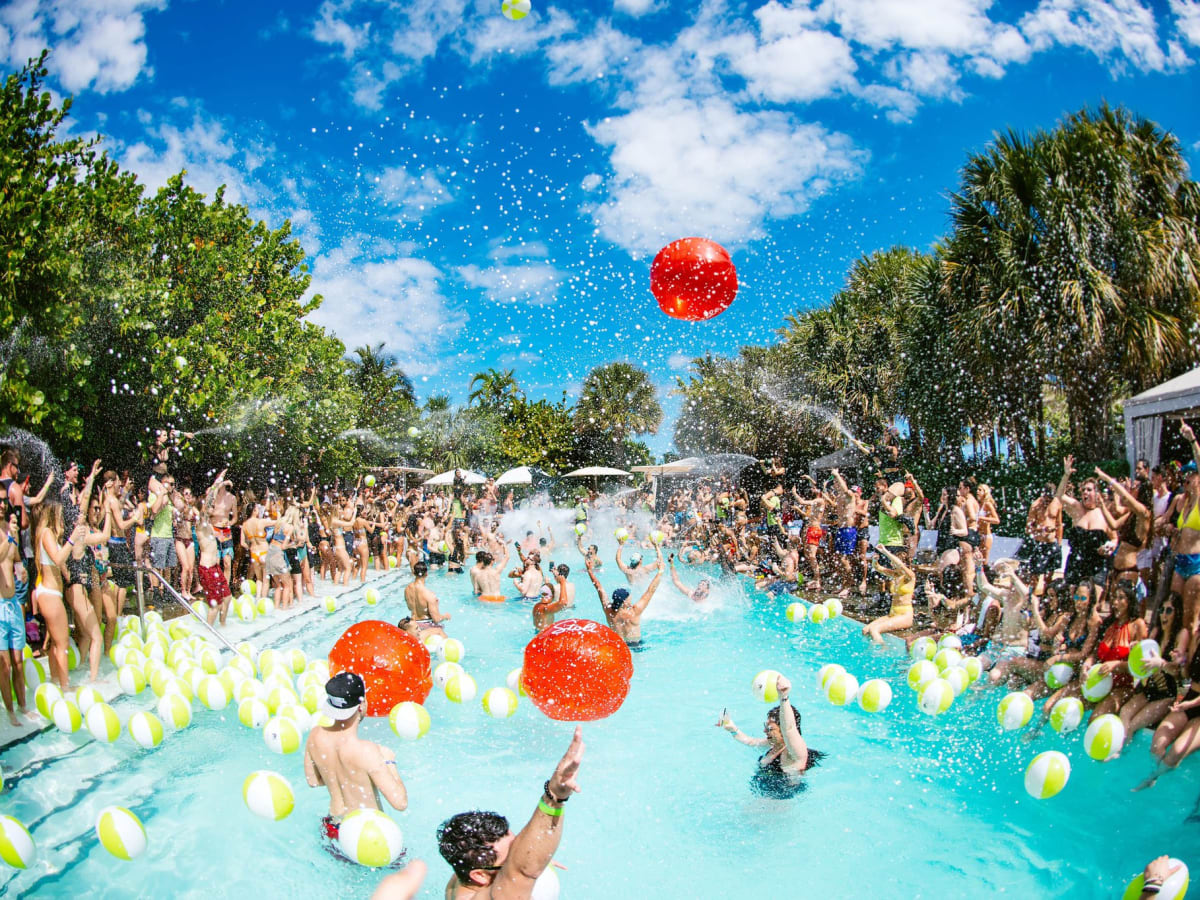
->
[563, 466, 631, 477]
[1123, 366, 1200, 471]
[424, 468, 488, 486]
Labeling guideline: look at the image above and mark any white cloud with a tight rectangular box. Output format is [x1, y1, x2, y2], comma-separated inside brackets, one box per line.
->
[545, 22, 640, 86]
[820, 0, 1023, 56]
[1174, 0, 1200, 45]
[887, 50, 963, 99]
[614, 0, 662, 17]
[306, 236, 465, 374]
[458, 258, 565, 305]
[727, 27, 857, 103]
[584, 96, 863, 255]
[0, 0, 165, 93]
[311, 0, 370, 59]
[372, 165, 453, 217]
[1021, 0, 1182, 72]
[667, 351, 693, 370]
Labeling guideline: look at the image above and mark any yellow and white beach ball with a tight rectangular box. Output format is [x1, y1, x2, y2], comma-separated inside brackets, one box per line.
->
[235, 599, 256, 623]
[857, 678, 893, 712]
[307, 658, 331, 682]
[96, 806, 146, 860]
[337, 808, 405, 867]
[961, 656, 984, 683]
[997, 692, 1034, 731]
[482, 687, 519, 718]
[277, 704, 310, 728]
[23, 655, 46, 690]
[445, 672, 477, 704]
[185, 668, 207, 696]
[51, 698, 82, 733]
[163, 678, 193, 704]
[218, 667, 245, 697]
[256, 596, 275, 616]
[433, 661, 464, 691]
[236, 679, 267, 704]
[388, 554, 399, 567]
[243, 770, 295, 821]
[109, 644, 130, 668]
[267, 685, 299, 715]
[506, 667, 529, 697]
[1082, 664, 1113, 702]
[422, 633, 446, 656]
[300, 684, 322, 714]
[198, 676, 229, 711]
[34, 682, 63, 719]
[0, 815, 36, 869]
[910, 637, 937, 661]
[785, 602, 808, 623]
[907, 660, 938, 692]
[1044, 663, 1074, 690]
[389, 701, 431, 741]
[263, 716, 302, 755]
[1024, 751, 1070, 799]
[197, 647, 220, 675]
[1127, 639, 1161, 680]
[573, 523, 587, 536]
[938, 633, 963, 651]
[65, 638, 80, 671]
[286, 648, 307, 674]
[166, 644, 192, 669]
[118, 615, 142, 637]
[753, 669, 783, 703]
[115, 667, 144, 700]
[614, 527, 629, 543]
[85, 702, 122, 743]
[934, 648, 962, 673]
[128, 711, 165, 749]
[816, 664, 844, 692]
[649, 530, 666, 545]
[143, 610, 164, 628]
[825, 672, 859, 707]
[229, 653, 257, 679]
[1122, 858, 1189, 900]
[532, 865, 560, 900]
[918, 678, 955, 716]
[235, 640, 257, 663]
[241, 579, 257, 596]
[1084, 713, 1126, 762]
[1050, 697, 1084, 734]
[439, 638, 466, 664]
[238, 697, 271, 729]
[809, 604, 829, 625]
[365, 588, 380, 606]
[158, 693, 192, 731]
[823, 598, 843, 618]
[943, 666, 970, 697]
[322, 596, 337, 614]
[501, 0, 531, 21]
[145, 642, 167, 664]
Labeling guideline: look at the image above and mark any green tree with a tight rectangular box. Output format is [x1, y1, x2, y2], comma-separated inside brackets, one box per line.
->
[574, 362, 662, 466]
[468, 368, 522, 409]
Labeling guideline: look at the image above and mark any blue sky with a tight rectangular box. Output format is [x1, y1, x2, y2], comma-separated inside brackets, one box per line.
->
[3, 0, 1199, 458]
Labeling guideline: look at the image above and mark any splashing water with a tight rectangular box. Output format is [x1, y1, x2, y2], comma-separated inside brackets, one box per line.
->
[755, 374, 861, 446]
[0, 427, 62, 485]
[191, 398, 292, 437]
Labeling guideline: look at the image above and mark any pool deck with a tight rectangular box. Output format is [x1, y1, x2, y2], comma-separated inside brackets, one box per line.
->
[0, 567, 402, 753]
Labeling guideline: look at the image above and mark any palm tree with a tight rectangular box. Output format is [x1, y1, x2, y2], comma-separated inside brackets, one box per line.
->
[575, 362, 662, 465]
[468, 368, 521, 409]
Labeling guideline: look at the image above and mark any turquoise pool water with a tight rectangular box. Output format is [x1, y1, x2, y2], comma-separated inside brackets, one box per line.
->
[2, 566, 1198, 898]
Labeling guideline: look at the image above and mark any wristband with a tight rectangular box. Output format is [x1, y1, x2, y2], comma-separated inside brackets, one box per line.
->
[543, 780, 569, 803]
[537, 798, 564, 817]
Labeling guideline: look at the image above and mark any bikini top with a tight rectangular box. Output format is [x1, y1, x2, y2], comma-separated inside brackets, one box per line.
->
[1178, 498, 1200, 532]
[1098, 621, 1132, 662]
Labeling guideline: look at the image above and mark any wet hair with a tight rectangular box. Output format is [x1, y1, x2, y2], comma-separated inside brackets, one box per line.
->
[766, 703, 801, 732]
[476, 551, 493, 565]
[555, 563, 569, 577]
[610, 587, 630, 611]
[396, 617, 416, 634]
[413, 561, 429, 578]
[438, 811, 510, 882]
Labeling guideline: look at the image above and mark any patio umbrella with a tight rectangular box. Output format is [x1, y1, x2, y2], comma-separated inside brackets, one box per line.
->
[495, 465, 534, 486]
[424, 468, 488, 486]
[563, 466, 631, 477]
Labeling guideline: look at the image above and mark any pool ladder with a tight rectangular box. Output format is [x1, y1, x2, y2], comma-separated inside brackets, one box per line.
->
[135, 565, 241, 655]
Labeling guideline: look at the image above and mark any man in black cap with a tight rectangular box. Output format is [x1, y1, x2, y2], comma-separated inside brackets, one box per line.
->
[304, 672, 409, 841]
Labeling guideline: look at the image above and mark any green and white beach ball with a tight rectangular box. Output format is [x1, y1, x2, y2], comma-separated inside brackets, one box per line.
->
[1084, 713, 1126, 762]
[157, 693, 192, 731]
[1050, 697, 1084, 734]
[1024, 751, 1070, 799]
[95, 806, 147, 860]
[1127, 639, 1160, 680]
[1122, 858, 1189, 900]
[433, 661, 463, 691]
[85, 702, 122, 743]
[51, 698, 82, 733]
[34, 682, 63, 719]
[825, 672, 859, 707]
[198, 676, 229, 711]
[816, 664, 844, 693]
[823, 598, 842, 618]
[809, 604, 829, 625]
[256, 596, 274, 616]
[365, 588, 380, 606]
[501, 0, 532, 21]
[910, 637, 937, 661]
[243, 771, 295, 821]
[997, 691, 1034, 731]
[482, 687, 519, 718]
[785, 602, 807, 623]
[323, 596, 337, 614]
[445, 672, 477, 704]
[238, 698, 271, 729]
[0, 815, 35, 869]
[1082, 664, 1113, 702]
[506, 667, 528, 697]
[918, 678, 954, 716]
[857, 679, 893, 712]
[439, 638, 466, 663]
[337, 809, 404, 868]
[263, 716, 302, 755]
[961, 656, 983, 683]
[943, 666, 969, 697]
[128, 711, 164, 749]
[1044, 663, 1075, 690]
[934, 648, 962, 673]
[389, 701, 431, 741]
[938, 634, 963, 651]
[907, 660, 938, 692]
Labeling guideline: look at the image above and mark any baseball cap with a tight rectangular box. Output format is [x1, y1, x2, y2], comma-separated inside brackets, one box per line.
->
[321, 672, 366, 720]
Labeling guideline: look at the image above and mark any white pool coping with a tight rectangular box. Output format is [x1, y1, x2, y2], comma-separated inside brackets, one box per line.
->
[0, 567, 404, 752]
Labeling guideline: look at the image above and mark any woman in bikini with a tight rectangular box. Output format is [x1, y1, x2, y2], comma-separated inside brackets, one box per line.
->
[33, 500, 87, 691]
[989, 580, 1071, 691]
[1139, 629, 1200, 791]
[241, 500, 269, 598]
[264, 499, 292, 610]
[1116, 595, 1182, 749]
[862, 544, 915, 644]
[1031, 582, 1104, 728]
[84, 495, 118, 658]
[1088, 582, 1148, 721]
[173, 486, 199, 601]
[1094, 466, 1153, 597]
[1158, 421, 1200, 661]
[975, 484, 1001, 565]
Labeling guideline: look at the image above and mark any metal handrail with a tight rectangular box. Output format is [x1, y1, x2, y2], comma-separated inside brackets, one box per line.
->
[134, 565, 240, 655]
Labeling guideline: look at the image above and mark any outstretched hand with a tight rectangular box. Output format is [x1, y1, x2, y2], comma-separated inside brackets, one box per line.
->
[1182, 421, 1196, 443]
[547, 726, 585, 799]
[370, 861, 427, 900]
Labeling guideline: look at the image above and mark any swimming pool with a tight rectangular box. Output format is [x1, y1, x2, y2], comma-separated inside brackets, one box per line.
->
[2, 565, 1197, 898]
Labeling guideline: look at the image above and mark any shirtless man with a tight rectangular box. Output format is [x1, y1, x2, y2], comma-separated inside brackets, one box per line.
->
[548, 563, 575, 608]
[1055, 455, 1115, 591]
[210, 478, 238, 585]
[585, 545, 663, 646]
[615, 542, 660, 586]
[305, 673, 408, 846]
[1024, 483, 1063, 596]
[469, 538, 509, 597]
[405, 562, 451, 633]
[510, 551, 544, 599]
[437, 727, 583, 900]
[669, 554, 711, 603]
[829, 470, 859, 596]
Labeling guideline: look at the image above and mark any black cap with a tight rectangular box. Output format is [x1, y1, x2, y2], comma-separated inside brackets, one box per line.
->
[322, 672, 366, 720]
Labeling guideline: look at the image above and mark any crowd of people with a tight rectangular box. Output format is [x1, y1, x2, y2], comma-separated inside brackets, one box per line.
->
[1, 420, 1196, 898]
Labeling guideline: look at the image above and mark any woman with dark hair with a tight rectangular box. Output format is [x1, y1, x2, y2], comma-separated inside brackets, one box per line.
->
[719, 674, 823, 798]
[1117, 596, 1183, 748]
[1089, 582, 1149, 720]
[991, 580, 1072, 692]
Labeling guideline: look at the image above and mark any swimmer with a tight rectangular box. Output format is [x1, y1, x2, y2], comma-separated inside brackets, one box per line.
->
[615, 541, 661, 585]
[586, 544, 663, 645]
[668, 554, 711, 603]
[404, 561, 451, 632]
[304, 673, 408, 843]
[438, 726, 583, 899]
[510, 550, 544, 599]
[469, 536, 509, 597]
[719, 674, 823, 798]
[531, 581, 568, 633]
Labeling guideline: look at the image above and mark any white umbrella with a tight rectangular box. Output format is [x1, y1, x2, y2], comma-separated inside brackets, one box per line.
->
[424, 468, 488, 486]
[495, 466, 534, 486]
[563, 466, 631, 477]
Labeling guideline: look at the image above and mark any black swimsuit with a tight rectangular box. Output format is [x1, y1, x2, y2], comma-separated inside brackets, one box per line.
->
[751, 749, 825, 799]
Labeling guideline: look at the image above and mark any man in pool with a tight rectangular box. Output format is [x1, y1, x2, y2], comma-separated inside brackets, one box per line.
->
[404, 561, 451, 633]
[304, 672, 409, 843]
[669, 553, 711, 602]
[586, 544, 663, 645]
[615, 541, 660, 585]
[469, 535, 509, 598]
[438, 726, 583, 900]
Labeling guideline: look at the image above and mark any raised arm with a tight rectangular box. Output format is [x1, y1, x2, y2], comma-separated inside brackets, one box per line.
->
[668, 556, 689, 594]
[614, 543, 633, 577]
[1182, 421, 1200, 471]
[775, 676, 809, 764]
[584, 557, 607, 607]
[1094, 467, 1148, 520]
[830, 468, 850, 496]
[27, 470, 55, 506]
[632, 546, 665, 616]
[1055, 456, 1083, 519]
[875, 543, 913, 580]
